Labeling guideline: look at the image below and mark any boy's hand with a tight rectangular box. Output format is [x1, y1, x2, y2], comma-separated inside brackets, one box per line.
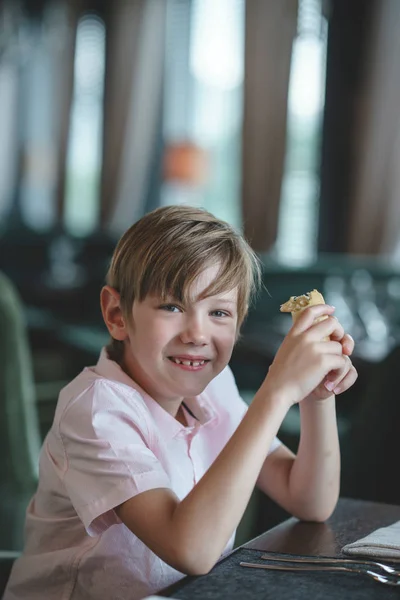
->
[308, 330, 357, 401]
[262, 305, 355, 407]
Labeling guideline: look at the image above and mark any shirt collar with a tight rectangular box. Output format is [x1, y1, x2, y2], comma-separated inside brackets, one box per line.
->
[94, 347, 217, 440]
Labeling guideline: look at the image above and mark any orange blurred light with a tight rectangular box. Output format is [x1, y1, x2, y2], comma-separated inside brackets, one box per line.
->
[163, 141, 208, 185]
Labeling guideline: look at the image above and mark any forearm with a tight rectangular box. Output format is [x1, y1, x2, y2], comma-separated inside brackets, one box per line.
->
[289, 395, 340, 521]
[173, 391, 288, 572]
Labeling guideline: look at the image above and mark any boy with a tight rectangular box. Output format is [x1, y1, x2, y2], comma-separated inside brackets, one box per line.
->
[5, 206, 356, 600]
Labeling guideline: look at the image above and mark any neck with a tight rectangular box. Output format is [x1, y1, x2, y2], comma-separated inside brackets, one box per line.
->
[175, 403, 188, 426]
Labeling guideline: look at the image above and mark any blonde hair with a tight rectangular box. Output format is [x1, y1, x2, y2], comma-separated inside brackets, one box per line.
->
[106, 205, 261, 360]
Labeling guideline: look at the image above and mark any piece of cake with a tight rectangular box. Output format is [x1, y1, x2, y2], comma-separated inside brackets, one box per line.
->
[280, 289, 329, 338]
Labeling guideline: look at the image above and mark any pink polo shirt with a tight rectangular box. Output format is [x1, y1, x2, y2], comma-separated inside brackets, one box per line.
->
[5, 349, 280, 600]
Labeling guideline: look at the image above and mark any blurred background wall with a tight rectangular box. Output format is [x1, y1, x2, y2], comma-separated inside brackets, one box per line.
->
[1, 0, 400, 550]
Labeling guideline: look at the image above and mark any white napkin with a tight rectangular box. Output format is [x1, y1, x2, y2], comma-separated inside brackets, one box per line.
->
[342, 521, 400, 558]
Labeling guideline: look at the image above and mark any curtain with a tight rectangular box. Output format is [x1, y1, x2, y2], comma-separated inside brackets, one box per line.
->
[0, 2, 19, 226]
[242, 0, 298, 252]
[0, 0, 79, 230]
[48, 1, 79, 225]
[346, 0, 400, 256]
[100, 0, 166, 234]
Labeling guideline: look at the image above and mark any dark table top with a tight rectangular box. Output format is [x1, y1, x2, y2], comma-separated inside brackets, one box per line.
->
[161, 497, 400, 599]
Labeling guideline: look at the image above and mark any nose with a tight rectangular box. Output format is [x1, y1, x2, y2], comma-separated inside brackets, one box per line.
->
[180, 315, 208, 346]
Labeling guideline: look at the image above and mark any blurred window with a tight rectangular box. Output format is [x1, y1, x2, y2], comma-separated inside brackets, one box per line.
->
[12, 3, 68, 232]
[63, 13, 105, 237]
[162, 0, 244, 228]
[275, 0, 328, 265]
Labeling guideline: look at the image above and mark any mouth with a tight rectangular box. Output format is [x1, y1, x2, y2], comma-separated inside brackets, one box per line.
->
[167, 356, 211, 370]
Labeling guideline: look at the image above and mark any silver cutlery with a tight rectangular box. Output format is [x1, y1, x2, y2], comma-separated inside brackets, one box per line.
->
[239, 561, 400, 587]
[260, 553, 400, 577]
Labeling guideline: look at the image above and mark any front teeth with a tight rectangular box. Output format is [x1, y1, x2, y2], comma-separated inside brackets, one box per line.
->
[171, 358, 206, 367]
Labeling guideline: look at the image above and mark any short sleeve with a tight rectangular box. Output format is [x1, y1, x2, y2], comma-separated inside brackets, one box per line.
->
[210, 366, 281, 455]
[59, 380, 171, 536]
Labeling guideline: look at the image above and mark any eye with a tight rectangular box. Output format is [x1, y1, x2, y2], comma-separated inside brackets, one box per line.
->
[160, 304, 181, 313]
[211, 310, 230, 318]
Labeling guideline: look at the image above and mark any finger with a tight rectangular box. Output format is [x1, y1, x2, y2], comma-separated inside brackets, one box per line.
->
[305, 316, 345, 342]
[330, 366, 358, 395]
[291, 304, 335, 334]
[321, 353, 348, 376]
[341, 333, 355, 356]
[316, 340, 343, 355]
[323, 355, 352, 391]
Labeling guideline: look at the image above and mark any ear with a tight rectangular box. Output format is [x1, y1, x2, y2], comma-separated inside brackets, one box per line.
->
[100, 286, 128, 341]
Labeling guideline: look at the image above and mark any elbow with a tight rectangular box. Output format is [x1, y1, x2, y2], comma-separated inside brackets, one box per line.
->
[294, 501, 337, 523]
[289, 492, 339, 523]
[160, 514, 222, 575]
[171, 541, 218, 576]
[316, 492, 340, 522]
[317, 504, 337, 523]
[293, 509, 329, 523]
[181, 562, 214, 577]
[141, 538, 216, 576]
[314, 501, 337, 522]
[174, 550, 216, 576]
[302, 510, 332, 523]
[290, 485, 339, 523]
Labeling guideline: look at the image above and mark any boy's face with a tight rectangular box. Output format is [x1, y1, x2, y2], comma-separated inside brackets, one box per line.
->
[122, 263, 238, 412]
